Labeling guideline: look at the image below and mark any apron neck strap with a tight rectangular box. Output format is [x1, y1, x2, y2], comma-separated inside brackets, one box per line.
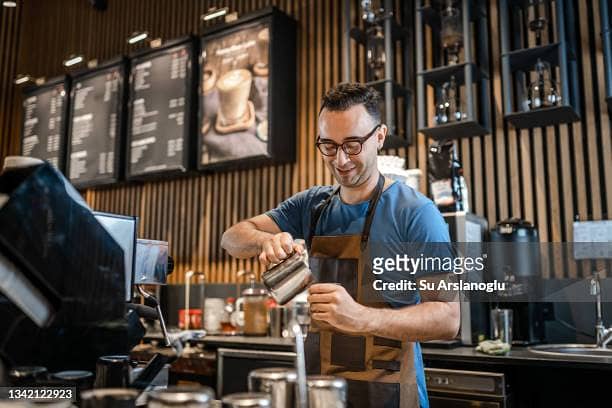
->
[307, 173, 386, 250]
[360, 173, 385, 250]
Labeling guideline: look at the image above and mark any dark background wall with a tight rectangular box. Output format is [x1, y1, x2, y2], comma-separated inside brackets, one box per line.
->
[0, 0, 610, 283]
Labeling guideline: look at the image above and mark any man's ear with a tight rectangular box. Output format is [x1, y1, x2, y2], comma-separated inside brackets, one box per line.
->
[377, 124, 388, 150]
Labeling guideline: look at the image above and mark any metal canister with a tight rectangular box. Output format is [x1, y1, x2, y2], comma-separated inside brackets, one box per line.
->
[262, 250, 313, 305]
[248, 367, 296, 408]
[307, 376, 347, 408]
[147, 386, 215, 407]
[221, 392, 271, 407]
[51, 370, 94, 402]
[81, 388, 139, 408]
[94, 355, 132, 388]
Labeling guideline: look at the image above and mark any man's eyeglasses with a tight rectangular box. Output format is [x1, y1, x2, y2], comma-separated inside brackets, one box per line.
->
[315, 124, 381, 156]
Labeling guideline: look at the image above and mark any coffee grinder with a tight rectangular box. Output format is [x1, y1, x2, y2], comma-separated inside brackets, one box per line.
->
[487, 218, 546, 345]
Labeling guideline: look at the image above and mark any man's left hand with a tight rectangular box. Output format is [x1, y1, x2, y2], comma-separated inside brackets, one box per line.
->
[308, 283, 369, 334]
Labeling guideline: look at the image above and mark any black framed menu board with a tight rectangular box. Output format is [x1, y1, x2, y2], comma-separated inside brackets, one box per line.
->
[66, 58, 127, 188]
[126, 38, 196, 179]
[198, 7, 297, 171]
[20, 77, 70, 171]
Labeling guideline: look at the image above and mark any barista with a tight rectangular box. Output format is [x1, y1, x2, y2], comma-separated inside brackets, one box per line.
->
[222, 83, 460, 408]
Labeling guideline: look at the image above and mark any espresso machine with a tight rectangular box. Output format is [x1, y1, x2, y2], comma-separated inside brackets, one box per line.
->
[0, 158, 182, 399]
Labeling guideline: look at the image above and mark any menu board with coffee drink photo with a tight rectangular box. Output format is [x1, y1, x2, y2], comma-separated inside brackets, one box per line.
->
[126, 39, 194, 179]
[66, 60, 126, 188]
[20, 78, 70, 172]
[199, 21, 272, 167]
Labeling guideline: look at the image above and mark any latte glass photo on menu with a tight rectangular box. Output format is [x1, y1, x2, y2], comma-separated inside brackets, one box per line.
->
[198, 7, 297, 171]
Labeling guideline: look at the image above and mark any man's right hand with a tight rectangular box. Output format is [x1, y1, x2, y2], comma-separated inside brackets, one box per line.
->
[258, 232, 304, 267]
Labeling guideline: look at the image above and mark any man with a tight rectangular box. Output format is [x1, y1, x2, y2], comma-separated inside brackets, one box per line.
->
[222, 83, 459, 408]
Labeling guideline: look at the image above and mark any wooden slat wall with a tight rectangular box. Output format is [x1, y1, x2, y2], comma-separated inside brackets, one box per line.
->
[0, 0, 610, 283]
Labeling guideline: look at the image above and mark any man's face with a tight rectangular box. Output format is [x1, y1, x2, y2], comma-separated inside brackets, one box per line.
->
[318, 105, 385, 188]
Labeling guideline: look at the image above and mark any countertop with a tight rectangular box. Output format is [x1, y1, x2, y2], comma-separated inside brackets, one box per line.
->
[143, 331, 612, 369]
[421, 344, 612, 370]
[144, 331, 295, 351]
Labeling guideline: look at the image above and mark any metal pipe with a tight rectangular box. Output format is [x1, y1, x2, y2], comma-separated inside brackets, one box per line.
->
[342, 0, 351, 82]
[137, 285, 171, 347]
[291, 321, 308, 408]
[383, 0, 395, 135]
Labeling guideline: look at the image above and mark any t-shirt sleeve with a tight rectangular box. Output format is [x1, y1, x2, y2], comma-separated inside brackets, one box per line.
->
[405, 201, 451, 243]
[405, 201, 456, 279]
[265, 190, 311, 239]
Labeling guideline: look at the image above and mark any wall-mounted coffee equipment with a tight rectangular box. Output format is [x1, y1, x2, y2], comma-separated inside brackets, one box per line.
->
[416, 0, 491, 139]
[345, 0, 413, 147]
[500, 0, 580, 128]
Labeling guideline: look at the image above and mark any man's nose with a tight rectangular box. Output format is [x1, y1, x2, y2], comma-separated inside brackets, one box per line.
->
[335, 147, 350, 166]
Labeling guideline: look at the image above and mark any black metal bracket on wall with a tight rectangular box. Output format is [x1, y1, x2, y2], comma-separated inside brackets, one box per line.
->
[600, 0, 612, 114]
[415, 0, 491, 141]
[342, 0, 413, 148]
[500, 0, 581, 129]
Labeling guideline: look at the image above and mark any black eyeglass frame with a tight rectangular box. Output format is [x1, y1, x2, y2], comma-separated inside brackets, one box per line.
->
[315, 124, 382, 156]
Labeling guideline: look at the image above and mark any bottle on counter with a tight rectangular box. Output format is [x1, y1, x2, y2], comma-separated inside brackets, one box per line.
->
[221, 297, 237, 335]
[241, 288, 269, 336]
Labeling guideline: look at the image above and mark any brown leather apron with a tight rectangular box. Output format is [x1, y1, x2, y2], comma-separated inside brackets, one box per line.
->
[305, 174, 419, 408]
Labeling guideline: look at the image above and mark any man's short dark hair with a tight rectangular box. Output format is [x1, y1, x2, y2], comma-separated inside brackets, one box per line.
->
[319, 83, 381, 123]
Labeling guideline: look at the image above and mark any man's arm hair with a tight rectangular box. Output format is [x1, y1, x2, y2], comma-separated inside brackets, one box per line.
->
[221, 214, 281, 259]
[362, 274, 460, 342]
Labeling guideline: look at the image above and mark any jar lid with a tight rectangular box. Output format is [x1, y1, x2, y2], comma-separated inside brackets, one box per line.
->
[307, 375, 347, 390]
[221, 392, 271, 407]
[81, 388, 139, 401]
[52, 370, 94, 381]
[9, 366, 47, 379]
[242, 288, 268, 297]
[148, 386, 215, 405]
[248, 367, 297, 382]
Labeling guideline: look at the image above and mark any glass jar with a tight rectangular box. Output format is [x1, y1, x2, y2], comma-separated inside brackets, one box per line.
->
[242, 288, 269, 336]
[527, 59, 561, 110]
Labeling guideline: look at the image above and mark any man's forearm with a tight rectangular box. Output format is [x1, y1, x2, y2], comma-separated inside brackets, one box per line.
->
[360, 301, 460, 342]
[221, 221, 274, 259]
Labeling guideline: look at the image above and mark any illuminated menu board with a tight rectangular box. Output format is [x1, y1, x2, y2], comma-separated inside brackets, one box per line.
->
[126, 39, 195, 178]
[21, 78, 69, 171]
[67, 61, 126, 188]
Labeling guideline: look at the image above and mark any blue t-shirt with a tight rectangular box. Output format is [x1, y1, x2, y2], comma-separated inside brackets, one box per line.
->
[266, 181, 451, 408]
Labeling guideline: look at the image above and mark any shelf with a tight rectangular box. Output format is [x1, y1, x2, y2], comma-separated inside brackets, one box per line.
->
[366, 79, 411, 98]
[418, 2, 486, 29]
[504, 43, 570, 72]
[418, 62, 488, 86]
[419, 120, 489, 139]
[349, 22, 409, 46]
[383, 133, 411, 149]
[504, 105, 580, 128]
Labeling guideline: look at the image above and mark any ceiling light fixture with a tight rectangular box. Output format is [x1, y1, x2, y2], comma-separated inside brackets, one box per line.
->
[201, 7, 228, 21]
[127, 31, 149, 45]
[63, 55, 84, 67]
[14, 74, 31, 85]
[2, 1, 17, 8]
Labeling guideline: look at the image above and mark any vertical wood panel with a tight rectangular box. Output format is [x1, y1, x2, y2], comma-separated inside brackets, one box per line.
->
[0, 0, 610, 283]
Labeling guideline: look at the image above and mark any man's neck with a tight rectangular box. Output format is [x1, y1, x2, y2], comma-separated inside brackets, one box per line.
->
[339, 171, 381, 204]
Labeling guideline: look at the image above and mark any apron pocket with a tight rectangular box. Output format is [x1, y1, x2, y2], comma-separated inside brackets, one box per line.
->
[309, 257, 358, 298]
[305, 331, 321, 375]
[330, 333, 366, 370]
[373, 336, 402, 348]
[346, 379, 400, 408]
[371, 359, 401, 371]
